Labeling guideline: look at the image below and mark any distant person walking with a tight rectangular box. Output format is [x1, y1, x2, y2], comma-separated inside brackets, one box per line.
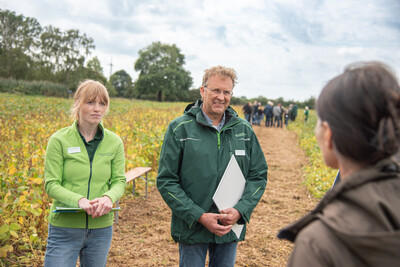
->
[242, 102, 252, 123]
[256, 104, 264, 126]
[273, 103, 282, 127]
[304, 106, 309, 123]
[242, 102, 253, 122]
[251, 101, 259, 125]
[264, 101, 273, 127]
[284, 107, 290, 127]
[278, 106, 284, 128]
[290, 102, 298, 121]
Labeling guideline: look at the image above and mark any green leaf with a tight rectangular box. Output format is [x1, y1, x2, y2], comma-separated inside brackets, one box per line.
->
[0, 224, 9, 233]
[19, 210, 27, 216]
[29, 233, 38, 243]
[10, 223, 21, 231]
[0, 233, 8, 240]
[0, 245, 13, 257]
[9, 230, 18, 238]
[31, 209, 40, 216]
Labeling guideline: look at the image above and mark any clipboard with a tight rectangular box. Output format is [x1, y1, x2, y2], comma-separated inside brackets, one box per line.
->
[53, 207, 121, 213]
[212, 155, 246, 238]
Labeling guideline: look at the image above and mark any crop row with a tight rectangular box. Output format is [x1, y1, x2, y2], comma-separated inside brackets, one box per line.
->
[287, 110, 337, 198]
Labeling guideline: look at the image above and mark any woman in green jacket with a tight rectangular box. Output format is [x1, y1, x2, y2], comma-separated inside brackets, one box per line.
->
[44, 80, 126, 267]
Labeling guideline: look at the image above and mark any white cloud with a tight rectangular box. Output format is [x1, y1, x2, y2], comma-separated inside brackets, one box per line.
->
[2, 0, 400, 101]
[337, 47, 364, 56]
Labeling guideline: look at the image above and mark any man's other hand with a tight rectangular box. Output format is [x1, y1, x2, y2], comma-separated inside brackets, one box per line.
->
[219, 208, 241, 225]
[198, 213, 232, 236]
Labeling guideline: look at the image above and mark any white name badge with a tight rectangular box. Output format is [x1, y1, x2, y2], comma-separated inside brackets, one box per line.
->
[235, 150, 245, 156]
[68, 147, 81, 154]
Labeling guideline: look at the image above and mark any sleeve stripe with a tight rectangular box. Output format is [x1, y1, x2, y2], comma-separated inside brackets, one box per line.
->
[173, 120, 193, 132]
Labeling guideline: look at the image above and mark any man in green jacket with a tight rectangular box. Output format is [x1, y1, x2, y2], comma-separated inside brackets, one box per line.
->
[157, 66, 268, 266]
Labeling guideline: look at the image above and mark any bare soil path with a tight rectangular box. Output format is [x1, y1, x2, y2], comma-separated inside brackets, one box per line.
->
[108, 126, 318, 266]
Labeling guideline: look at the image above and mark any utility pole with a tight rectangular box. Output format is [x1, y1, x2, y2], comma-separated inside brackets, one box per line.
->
[109, 58, 113, 77]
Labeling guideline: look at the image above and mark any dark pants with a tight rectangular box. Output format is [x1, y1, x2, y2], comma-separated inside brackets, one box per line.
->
[244, 114, 251, 122]
[274, 115, 280, 127]
[265, 115, 271, 127]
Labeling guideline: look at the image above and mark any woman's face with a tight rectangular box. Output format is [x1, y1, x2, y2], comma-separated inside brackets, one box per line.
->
[78, 96, 107, 127]
[316, 118, 339, 169]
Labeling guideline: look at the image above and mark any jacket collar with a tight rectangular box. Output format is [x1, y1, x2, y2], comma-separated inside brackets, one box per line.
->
[72, 120, 105, 134]
[184, 99, 239, 127]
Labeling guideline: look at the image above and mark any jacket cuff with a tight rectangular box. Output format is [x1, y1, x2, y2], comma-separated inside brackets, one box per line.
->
[234, 203, 249, 223]
[102, 193, 115, 203]
[73, 195, 85, 206]
[188, 205, 206, 229]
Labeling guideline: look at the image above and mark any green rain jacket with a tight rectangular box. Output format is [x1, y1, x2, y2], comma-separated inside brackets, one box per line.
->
[44, 121, 126, 229]
[157, 100, 268, 244]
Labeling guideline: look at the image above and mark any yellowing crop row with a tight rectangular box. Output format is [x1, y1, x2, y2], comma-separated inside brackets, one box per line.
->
[287, 109, 337, 198]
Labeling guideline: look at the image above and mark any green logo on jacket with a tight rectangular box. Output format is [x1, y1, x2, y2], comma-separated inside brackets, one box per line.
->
[235, 132, 246, 137]
[98, 152, 114, 157]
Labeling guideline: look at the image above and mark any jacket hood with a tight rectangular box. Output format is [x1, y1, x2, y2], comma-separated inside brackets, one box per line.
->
[279, 158, 400, 264]
[319, 160, 400, 264]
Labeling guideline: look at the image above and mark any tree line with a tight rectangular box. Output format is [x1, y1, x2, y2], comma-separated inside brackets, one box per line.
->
[0, 9, 315, 108]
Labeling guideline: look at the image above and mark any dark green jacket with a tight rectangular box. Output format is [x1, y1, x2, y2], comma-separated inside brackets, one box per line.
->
[157, 100, 268, 244]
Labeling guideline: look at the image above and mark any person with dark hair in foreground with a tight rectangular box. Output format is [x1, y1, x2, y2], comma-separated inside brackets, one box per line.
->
[278, 62, 400, 267]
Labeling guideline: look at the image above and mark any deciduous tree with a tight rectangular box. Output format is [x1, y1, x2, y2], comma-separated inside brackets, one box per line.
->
[0, 9, 41, 79]
[110, 70, 133, 97]
[134, 41, 192, 101]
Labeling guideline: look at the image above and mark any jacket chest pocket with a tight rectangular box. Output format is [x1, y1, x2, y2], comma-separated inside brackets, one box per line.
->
[92, 156, 113, 180]
[232, 138, 250, 173]
[233, 137, 248, 155]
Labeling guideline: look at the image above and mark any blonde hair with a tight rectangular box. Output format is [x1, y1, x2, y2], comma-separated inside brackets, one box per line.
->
[71, 80, 110, 121]
[202, 65, 238, 88]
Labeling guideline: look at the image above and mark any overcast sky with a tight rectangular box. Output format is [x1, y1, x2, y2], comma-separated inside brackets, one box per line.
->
[2, 0, 400, 101]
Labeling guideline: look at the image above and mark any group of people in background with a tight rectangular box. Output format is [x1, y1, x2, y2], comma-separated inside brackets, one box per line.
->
[242, 100, 303, 128]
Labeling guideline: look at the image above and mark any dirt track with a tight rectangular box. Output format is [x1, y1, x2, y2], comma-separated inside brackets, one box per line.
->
[108, 126, 318, 266]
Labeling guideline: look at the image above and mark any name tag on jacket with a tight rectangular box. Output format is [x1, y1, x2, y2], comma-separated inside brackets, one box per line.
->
[68, 147, 81, 154]
[235, 150, 245, 156]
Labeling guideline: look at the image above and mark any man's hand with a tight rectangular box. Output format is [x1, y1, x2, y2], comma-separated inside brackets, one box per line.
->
[198, 213, 233, 236]
[90, 196, 113, 218]
[219, 208, 241, 226]
[78, 197, 97, 216]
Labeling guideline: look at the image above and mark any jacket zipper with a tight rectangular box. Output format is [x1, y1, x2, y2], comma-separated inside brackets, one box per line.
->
[217, 121, 241, 150]
[83, 130, 104, 229]
[86, 160, 93, 229]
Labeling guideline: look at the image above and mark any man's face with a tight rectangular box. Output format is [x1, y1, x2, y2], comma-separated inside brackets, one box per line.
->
[200, 75, 233, 121]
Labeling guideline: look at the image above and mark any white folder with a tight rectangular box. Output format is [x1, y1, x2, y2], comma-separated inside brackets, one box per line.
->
[212, 155, 246, 238]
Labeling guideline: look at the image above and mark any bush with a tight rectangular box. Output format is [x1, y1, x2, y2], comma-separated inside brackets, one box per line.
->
[0, 78, 69, 97]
